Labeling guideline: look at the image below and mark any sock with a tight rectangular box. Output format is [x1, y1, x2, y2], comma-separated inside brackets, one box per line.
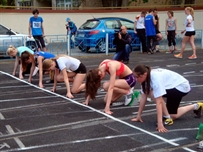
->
[163, 115, 170, 119]
[194, 103, 199, 110]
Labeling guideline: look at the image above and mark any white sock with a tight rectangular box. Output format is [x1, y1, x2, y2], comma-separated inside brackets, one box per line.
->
[163, 115, 170, 119]
[194, 103, 199, 110]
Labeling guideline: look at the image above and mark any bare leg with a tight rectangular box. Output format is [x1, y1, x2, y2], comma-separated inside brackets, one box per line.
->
[189, 35, 196, 56]
[170, 104, 195, 120]
[71, 73, 86, 93]
[179, 36, 190, 55]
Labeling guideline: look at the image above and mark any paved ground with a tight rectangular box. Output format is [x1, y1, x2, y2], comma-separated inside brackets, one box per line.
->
[0, 49, 203, 152]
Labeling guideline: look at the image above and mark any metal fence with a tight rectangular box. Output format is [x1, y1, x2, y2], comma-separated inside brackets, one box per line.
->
[0, 29, 202, 58]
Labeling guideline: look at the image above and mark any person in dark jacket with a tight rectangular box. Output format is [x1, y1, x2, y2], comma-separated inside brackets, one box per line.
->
[113, 26, 132, 64]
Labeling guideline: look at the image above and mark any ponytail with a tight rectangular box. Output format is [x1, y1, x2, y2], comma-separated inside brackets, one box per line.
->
[186, 7, 194, 20]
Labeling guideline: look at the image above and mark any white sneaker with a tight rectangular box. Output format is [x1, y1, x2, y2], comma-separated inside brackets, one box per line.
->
[124, 87, 134, 106]
[32, 67, 39, 77]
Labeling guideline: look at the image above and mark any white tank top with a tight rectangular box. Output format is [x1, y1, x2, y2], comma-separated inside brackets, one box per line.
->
[135, 15, 145, 29]
[185, 15, 195, 31]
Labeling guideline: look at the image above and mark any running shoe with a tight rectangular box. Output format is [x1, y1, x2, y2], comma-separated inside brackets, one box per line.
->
[174, 53, 182, 59]
[164, 118, 173, 126]
[194, 102, 203, 118]
[188, 54, 197, 59]
[124, 87, 134, 106]
[166, 50, 174, 54]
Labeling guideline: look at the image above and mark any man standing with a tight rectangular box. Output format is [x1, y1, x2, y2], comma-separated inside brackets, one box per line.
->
[153, 8, 163, 52]
[28, 9, 46, 52]
[66, 18, 77, 48]
[113, 26, 132, 64]
[145, 9, 157, 54]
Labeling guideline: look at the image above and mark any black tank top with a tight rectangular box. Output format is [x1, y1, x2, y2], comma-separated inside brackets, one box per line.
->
[154, 15, 159, 30]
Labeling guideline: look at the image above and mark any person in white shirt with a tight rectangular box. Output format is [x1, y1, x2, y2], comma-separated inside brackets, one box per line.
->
[134, 11, 147, 53]
[42, 55, 86, 98]
[174, 7, 197, 59]
[131, 64, 203, 133]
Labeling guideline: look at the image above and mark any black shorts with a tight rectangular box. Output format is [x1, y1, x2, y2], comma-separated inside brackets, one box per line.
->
[73, 63, 86, 74]
[156, 29, 161, 34]
[163, 88, 188, 114]
[185, 31, 195, 37]
[33, 35, 46, 48]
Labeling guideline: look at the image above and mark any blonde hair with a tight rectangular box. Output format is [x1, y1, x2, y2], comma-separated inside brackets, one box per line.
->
[42, 54, 68, 70]
[185, 7, 194, 20]
[6, 45, 16, 55]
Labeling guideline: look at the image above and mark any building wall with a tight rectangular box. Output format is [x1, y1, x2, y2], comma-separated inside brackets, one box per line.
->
[0, 10, 202, 36]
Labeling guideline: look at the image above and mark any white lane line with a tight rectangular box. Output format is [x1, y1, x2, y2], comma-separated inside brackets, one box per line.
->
[5, 125, 25, 149]
[185, 63, 196, 65]
[191, 85, 203, 88]
[0, 71, 194, 150]
[121, 137, 187, 152]
[182, 148, 197, 152]
[0, 85, 30, 89]
[200, 70, 203, 73]
[166, 64, 180, 67]
[0, 112, 5, 120]
[183, 71, 195, 74]
[151, 66, 160, 69]
[0, 96, 58, 103]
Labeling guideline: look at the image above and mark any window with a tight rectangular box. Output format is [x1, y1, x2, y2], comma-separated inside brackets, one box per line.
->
[0, 25, 14, 35]
[119, 20, 134, 30]
[105, 20, 120, 29]
[184, 0, 195, 5]
[18, 1, 33, 9]
[56, 0, 73, 10]
[79, 20, 99, 29]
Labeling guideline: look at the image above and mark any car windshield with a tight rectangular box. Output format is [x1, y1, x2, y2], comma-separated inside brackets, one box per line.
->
[79, 20, 99, 30]
[120, 20, 134, 30]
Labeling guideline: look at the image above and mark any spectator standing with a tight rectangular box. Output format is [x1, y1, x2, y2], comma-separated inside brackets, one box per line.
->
[145, 9, 157, 54]
[174, 7, 197, 59]
[134, 11, 147, 54]
[113, 26, 132, 64]
[66, 18, 77, 48]
[28, 9, 46, 51]
[165, 11, 177, 53]
[153, 8, 163, 53]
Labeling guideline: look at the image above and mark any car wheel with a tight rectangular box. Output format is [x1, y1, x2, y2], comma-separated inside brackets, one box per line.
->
[78, 46, 90, 52]
[96, 39, 106, 52]
[26, 41, 38, 52]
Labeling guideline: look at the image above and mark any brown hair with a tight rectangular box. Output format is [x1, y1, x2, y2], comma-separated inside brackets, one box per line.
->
[167, 11, 174, 17]
[133, 64, 151, 95]
[185, 7, 194, 20]
[21, 51, 35, 72]
[85, 69, 101, 100]
[42, 54, 68, 70]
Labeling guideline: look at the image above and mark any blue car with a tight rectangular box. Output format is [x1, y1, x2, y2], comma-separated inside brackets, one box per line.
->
[74, 17, 140, 52]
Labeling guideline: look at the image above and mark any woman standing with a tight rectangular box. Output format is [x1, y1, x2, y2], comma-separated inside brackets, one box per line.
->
[134, 11, 147, 54]
[131, 64, 202, 133]
[174, 7, 196, 59]
[42, 55, 86, 98]
[83, 59, 136, 115]
[21, 51, 55, 88]
[165, 11, 177, 53]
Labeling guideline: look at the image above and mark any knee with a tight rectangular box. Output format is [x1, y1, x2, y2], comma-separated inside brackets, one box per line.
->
[71, 88, 78, 94]
[102, 82, 109, 91]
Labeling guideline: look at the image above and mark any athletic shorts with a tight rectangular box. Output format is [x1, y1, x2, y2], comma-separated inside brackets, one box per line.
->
[73, 63, 86, 74]
[122, 73, 136, 88]
[185, 31, 195, 37]
[156, 29, 161, 34]
[163, 88, 188, 114]
[33, 35, 46, 48]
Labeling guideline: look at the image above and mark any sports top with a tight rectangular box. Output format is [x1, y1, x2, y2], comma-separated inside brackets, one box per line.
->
[100, 60, 125, 76]
[17, 46, 34, 57]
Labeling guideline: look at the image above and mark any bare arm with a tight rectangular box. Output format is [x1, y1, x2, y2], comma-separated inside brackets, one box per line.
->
[41, 23, 45, 37]
[174, 18, 177, 34]
[155, 96, 168, 133]
[13, 56, 19, 76]
[165, 19, 168, 35]
[104, 64, 117, 115]
[134, 21, 137, 33]
[83, 95, 91, 105]
[52, 69, 59, 92]
[28, 22, 32, 38]
[153, 16, 157, 25]
[157, 16, 160, 30]
[38, 56, 44, 88]
[28, 59, 35, 83]
[61, 69, 73, 98]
